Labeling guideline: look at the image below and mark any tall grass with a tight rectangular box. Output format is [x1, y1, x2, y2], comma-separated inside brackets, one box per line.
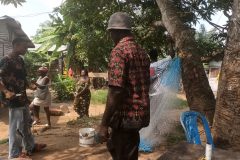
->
[91, 89, 107, 104]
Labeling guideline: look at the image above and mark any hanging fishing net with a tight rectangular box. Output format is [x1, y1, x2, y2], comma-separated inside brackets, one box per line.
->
[139, 56, 181, 152]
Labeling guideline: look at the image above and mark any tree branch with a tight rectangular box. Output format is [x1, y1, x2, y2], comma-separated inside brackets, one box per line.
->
[204, 18, 226, 31]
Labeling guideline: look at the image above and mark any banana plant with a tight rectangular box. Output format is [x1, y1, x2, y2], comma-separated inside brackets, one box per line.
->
[0, 0, 25, 7]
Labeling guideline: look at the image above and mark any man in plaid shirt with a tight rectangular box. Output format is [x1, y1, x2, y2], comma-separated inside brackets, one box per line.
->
[98, 12, 150, 160]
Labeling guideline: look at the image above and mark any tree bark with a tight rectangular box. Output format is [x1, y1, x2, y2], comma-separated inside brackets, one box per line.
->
[213, 0, 240, 148]
[156, 0, 216, 124]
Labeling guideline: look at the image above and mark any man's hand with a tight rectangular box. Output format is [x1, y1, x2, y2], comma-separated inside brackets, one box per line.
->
[0, 83, 5, 91]
[73, 92, 78, 97]
[30, 78, 36, 84]
[96, 125, 109, 143]
[0, 81, 15, 99]
[3, 90, 15, 99]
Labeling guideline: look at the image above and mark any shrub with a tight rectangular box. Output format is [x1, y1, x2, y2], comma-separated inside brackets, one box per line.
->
[52, 74, 75, 101]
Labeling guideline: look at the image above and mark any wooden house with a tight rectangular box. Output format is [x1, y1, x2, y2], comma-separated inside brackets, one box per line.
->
[0, 15, 34, 57]
[204, 61, 222, 96]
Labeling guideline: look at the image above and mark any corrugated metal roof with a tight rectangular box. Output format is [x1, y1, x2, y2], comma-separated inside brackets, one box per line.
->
[28, 44, 67, 52]
[48, 45, 67, 52]
[209, 61, 222, 68]
[0, 15, 35, 48]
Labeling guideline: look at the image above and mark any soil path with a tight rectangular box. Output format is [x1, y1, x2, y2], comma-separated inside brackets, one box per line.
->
[0, 93, 187, 160]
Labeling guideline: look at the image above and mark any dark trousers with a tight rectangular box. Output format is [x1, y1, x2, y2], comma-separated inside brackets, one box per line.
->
[107, 129, 140, 160]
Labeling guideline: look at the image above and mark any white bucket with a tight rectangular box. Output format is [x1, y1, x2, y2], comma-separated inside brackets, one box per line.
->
[79, 128, 96, 147]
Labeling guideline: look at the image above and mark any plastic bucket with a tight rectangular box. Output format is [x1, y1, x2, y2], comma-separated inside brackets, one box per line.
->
[79, 128, 96, 147]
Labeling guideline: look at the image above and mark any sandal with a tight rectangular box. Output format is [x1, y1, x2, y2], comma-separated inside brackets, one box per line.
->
[40, 125, 51, 133]
[32, 143, 47, 152]
[13, 152, 32, 160]
[44, 124, 51, 127]
[32, 120, 41, 125]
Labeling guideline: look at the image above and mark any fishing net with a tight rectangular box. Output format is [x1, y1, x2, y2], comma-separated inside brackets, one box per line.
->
[139, 56, 181, 152]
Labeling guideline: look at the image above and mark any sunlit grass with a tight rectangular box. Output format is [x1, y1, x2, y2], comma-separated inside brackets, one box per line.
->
[90, 89, 107, 104]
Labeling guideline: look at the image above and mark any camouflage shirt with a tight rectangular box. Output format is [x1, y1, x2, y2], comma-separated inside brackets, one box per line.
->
[0, 55, 28, 108]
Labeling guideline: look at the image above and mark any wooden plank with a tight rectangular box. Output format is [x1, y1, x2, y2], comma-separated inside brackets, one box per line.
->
[88, 72, 108, 79]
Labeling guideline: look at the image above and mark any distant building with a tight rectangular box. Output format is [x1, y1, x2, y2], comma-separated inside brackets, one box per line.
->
[0, 15, 34, 57]
[204, 61, 222, 96]
[29, 44, 68, 75]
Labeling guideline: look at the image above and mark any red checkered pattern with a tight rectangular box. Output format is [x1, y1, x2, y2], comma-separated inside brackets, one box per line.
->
[108, 36, 150, 128]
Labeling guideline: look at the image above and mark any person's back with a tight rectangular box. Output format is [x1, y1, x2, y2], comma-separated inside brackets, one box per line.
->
[99, 12, 150, 160]
[109, 36, 150, 129]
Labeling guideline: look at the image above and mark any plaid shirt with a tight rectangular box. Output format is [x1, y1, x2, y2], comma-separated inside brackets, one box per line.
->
[108, 36, 150, 129]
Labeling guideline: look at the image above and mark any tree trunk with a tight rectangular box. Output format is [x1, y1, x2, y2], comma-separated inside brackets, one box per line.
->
[213, 0, 240, 148]
[156, 0, 216, 124]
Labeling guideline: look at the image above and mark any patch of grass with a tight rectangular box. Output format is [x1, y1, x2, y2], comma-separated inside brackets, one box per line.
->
[171, 97, 188, 109]
[67, 116, 102, 128]
[0, 138, 8, 145]
[165, 124, 186, 145]
[91, 89, 107, 104]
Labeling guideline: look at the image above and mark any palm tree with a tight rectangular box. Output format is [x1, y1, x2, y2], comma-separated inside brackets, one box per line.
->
[0, 0, 25, 7]
[213, 0, 240, 148]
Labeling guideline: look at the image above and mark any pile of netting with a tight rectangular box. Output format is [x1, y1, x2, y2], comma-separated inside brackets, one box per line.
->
[139, 56, 181, 152]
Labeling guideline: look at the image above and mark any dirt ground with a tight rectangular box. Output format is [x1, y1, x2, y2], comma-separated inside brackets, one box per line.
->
[0, 94, 187, 160]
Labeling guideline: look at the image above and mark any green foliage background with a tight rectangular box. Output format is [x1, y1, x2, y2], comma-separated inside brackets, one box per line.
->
[31, 0, 230, 73]
[24, 51, 49, 81]
[3, 0, 230, 101]
[52, 74, 75, 101]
